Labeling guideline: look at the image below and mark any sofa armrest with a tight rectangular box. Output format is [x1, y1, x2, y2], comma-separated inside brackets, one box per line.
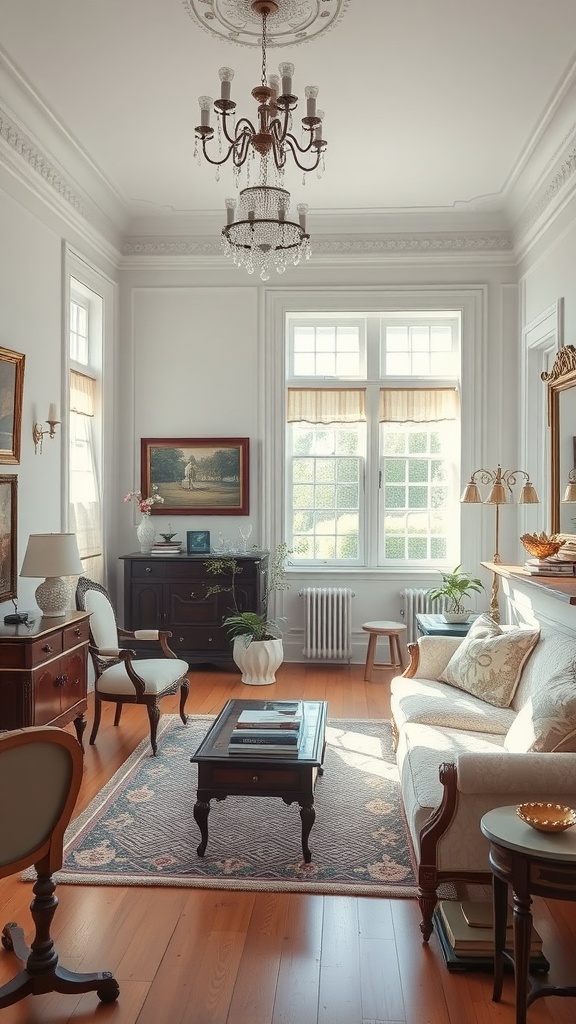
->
[403, 635, 464, 679]
[452, 752, 576, 795]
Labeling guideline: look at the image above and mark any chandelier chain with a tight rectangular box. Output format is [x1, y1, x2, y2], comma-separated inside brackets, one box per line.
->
[261, 11, 268, 88]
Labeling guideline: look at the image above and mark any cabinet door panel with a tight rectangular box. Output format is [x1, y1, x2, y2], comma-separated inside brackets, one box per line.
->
[60, 647, 87, 713]
[131, 583, 165, 628]
[34, 661, 64, 725]
[168, 584, 221, 627]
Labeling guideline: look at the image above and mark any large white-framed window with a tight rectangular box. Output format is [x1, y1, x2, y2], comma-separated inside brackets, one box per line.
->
[69, 280, 104, 583]
[285, 310, 461, 568]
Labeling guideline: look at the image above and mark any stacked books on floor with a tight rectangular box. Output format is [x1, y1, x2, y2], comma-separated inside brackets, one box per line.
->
[228, 702, 303, 756]
[433, 901, 549, 973]
[524, 556, 576, 576]
[150, 541, 182, 555]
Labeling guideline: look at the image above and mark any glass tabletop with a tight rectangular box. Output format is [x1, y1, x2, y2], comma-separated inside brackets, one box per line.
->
[191, 699, 327, 764]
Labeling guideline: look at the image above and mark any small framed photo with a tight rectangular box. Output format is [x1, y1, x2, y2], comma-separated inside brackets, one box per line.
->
[187, 530, 211, 555]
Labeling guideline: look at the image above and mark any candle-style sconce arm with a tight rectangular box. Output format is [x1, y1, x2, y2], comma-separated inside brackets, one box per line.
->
[33, 410, 60, 455]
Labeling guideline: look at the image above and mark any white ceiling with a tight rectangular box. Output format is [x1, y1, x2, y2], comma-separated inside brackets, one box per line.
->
[1, 0, 576, 230]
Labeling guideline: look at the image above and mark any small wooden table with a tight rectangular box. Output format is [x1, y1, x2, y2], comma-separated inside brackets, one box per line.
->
[415, 612, 476, 637]
[190, 699, 327, 863]
[481, 805, 576, 1024]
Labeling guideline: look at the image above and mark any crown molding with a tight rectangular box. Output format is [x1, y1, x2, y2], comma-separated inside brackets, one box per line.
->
[513, 140, 576, 256]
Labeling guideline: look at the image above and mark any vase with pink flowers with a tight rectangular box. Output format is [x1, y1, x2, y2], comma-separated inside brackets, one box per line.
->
[124, 485, 164, 553]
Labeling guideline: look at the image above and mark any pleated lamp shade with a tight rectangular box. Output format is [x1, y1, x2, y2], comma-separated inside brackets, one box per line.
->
[519, 483, 539, 504]
[460, 481, 482, 503]
[485, 482, 509, 504]
[563, 482, 576, 503]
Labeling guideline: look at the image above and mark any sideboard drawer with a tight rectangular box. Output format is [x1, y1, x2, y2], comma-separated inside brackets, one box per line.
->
[30, 633, 64, 666]
[63, 619, 90, 651]
[130, 561, 165, 579]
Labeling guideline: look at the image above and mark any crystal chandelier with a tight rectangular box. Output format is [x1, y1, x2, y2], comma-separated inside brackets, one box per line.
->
[194, 0, 327, 280]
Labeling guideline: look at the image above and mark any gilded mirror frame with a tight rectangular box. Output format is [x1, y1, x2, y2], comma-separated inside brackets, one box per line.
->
[542, 344, 576, 534]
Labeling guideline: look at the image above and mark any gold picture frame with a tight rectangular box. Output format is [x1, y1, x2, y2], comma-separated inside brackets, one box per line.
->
[0, 347, 25, 464]
[0, 475, 17, 603]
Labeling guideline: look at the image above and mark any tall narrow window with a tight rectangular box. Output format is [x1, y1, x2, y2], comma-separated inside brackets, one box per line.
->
[69, 286, 103, 582]
[286, 311, 461, 567]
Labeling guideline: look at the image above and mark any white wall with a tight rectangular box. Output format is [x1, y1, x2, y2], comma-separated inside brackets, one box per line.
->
[116, 259, 523, 661]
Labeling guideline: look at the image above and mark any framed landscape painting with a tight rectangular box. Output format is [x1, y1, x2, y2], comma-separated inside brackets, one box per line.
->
[0, 347, 25, 464]
[0, 475, 17, 602]
[141, 437, 249, 515]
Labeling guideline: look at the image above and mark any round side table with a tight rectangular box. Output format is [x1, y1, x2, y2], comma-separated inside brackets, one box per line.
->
[361, 621, 406, 681]
[480, 805, 576, 1024]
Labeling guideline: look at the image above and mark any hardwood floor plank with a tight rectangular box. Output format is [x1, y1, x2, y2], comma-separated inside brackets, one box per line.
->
[227, 892, 289, 1024]
[318, 897, 362, 1024]
[271, 893, 324, 1024]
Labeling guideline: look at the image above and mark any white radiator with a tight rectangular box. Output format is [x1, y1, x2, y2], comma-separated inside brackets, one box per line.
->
[400, 588, 446, 643]
[300, 587, 354, 660]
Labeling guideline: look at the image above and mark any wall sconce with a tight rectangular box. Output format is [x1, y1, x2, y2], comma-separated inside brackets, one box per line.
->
[461, 465, 539, 622]
[33, 404, 60, 454]
[562, 469, 576, 503]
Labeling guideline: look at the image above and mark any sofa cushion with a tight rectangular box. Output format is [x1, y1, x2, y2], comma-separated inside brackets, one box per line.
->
[504, 665, 576, 753]
[439, 627, 540, 708]
[511, 627, 576, 713]
[395, 723, 506, 855]
[390, 676, 516, 735]
[466, 612, 502, 639]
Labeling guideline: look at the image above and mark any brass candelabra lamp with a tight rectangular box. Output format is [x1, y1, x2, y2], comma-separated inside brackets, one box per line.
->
[461, 465, 539, 621]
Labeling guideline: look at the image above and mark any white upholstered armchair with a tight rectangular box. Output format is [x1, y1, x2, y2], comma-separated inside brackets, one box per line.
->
[76, 576, 189, 755]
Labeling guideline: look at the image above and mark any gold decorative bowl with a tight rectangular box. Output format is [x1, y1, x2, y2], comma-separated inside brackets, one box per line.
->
[520, 532, 564, 559]
[517, 802, 576, 833]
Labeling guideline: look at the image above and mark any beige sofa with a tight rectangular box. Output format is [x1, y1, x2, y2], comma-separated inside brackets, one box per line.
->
[390, 614, 576, 940]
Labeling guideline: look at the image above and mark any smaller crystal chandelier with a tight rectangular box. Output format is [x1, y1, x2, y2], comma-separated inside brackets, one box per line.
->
[194, 0, 327, 280]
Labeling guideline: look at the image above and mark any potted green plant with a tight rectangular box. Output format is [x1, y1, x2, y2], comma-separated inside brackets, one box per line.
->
[205, 543, 290, 684]
[428, 564, 484, 623]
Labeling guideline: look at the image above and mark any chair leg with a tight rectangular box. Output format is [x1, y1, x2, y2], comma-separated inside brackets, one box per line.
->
[0, 874, 119, 1008]
[179, 680, 190, 725]
[146, 702, 161, 756]
[89, 693, 103, 746]
[113, 704, 122, 727]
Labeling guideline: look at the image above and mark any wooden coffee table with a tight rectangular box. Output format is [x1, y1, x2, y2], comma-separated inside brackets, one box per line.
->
[190, 699, 327, 863]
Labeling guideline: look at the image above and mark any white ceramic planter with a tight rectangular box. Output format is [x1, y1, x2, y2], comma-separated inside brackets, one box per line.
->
[232, 637, 283, 685]
[442, 611, 471, 623]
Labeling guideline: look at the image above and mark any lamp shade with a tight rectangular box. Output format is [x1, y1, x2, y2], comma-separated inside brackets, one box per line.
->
[485, 482, 509, 504]
[20, 533, 83, 618]
[460, 481, 482, 503]
[563, 483, 576, 503]
[518, 483, 539, 504]
[21, 533, 83, 578]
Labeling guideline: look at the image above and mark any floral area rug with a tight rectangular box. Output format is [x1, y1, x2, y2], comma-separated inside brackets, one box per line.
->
[44, 715, 418, 896]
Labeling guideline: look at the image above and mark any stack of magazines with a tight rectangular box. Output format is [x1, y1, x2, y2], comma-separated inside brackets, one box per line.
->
[524, 557, 576, 576]
[228, 701, 303, 756]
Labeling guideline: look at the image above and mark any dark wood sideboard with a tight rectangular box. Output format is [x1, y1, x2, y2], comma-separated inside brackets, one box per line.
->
[0, 611, 89, 744]
[120, 552, 269, 666]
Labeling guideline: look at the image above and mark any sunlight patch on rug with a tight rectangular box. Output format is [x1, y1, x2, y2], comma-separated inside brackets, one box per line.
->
[31, 715, 419, 897]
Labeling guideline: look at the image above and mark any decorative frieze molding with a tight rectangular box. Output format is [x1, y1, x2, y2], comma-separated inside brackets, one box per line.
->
[122, 230, 513, 258]
[0, 108, 89, 218]
[514, 142, 576, 248]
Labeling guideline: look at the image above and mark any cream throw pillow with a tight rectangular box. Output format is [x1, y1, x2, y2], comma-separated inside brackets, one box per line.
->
[439, 624, 540, 708]
[504, 667, 576, 752]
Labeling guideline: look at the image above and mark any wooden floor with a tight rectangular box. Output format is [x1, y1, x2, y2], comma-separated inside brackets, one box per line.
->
[1, 663, 576, 1024]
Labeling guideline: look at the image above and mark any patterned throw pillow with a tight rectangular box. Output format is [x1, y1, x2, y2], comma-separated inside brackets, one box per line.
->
[439, 627, 540, 708]
[504, 666, 576, 752]
[466, 612, 502, 640]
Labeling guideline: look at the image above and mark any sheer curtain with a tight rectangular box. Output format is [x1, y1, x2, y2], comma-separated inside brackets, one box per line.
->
[69, 370, 103, 583]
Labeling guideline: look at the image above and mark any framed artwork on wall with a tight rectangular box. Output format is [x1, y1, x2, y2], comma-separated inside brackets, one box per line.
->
[141, 437, 249, 516]
[0, 475, 17, 602]
[187, 530, 211, 555]
[0, 347, 25, 464]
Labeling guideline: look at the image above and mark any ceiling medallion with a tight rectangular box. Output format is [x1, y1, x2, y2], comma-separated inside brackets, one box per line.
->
[182, 0, 349, 47]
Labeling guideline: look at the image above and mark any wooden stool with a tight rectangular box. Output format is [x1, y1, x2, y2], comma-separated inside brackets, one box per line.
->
[362, 621, 406, 681]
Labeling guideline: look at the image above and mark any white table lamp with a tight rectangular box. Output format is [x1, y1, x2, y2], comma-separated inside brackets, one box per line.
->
[20, 533, 83, 617]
